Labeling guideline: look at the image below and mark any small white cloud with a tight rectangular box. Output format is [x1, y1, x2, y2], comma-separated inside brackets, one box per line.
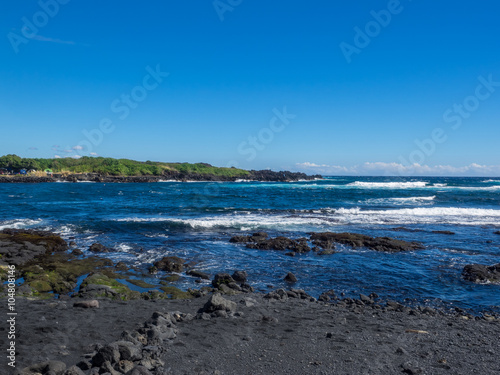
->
[54, 155, 62, 159]
[90, 152, 98, 156]
[72, 145, 84, 150]
[71, 155, 82, 159]
[63, 149, 74, 153]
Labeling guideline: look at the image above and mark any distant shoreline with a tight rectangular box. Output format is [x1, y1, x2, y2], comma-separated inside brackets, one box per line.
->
[0, 170, 321, 183]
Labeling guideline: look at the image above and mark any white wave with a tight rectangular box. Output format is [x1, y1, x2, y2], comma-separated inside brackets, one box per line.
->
[114, 217, 172, 222]
[76, 181, 95, 183]
[158, 180, 178, 182]
[165, 215, 328, 229]
[482, 180, 500, 183]
[390, 196, 436, 202]
[0, 218, 43, 230]
[235, 179, 256, 182]
[432, 183, 447, 187]
[363, 196, 436, 206]
[115, 243, 133, 252]
[348, 181, 428, 189]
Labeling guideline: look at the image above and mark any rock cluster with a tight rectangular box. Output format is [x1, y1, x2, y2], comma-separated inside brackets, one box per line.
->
[462, 263, 500, 283]
[229, 231, 424, 254]
[18, 309, 194, 375]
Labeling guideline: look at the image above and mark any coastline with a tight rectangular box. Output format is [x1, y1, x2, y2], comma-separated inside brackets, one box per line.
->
[0, 170, 321, 184]
[1, 229, 499, 374]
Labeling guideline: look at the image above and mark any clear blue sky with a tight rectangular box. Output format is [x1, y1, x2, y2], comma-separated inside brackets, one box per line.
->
[1, 0, 499, 175]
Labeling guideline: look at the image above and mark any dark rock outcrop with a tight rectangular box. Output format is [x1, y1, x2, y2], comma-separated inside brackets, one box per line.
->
[462, 263, 500, 283]
[0, 229, 68, 266]
[186, 269, 210, 280]
[153, 256, 185, 273]
[89, 243, 112, 253]
[284, 272, 298, 283]
[310, 232, 423, 253]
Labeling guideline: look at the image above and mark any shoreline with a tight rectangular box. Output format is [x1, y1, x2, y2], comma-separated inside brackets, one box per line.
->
[9, 293, 500, 375]
[1, 229, 499, 374]
[0, 170, 321, 184]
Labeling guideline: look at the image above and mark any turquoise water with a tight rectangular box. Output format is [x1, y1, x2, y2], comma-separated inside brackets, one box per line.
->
[1, 176, 499, 312]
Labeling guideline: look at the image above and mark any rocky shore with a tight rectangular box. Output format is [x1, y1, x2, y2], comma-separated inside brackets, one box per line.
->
[0, 170, 320, 183]
[1, 229, 499, 374]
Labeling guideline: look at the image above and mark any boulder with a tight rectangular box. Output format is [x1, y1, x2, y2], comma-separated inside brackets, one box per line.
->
[462, 263, 500, 283]
[212, 273, 235, 288]
[154, 256, 185, 272]
[201, 293, 237, 313]
[284, 272, 298, 283]
[232, 270, 248, 284]
[88, 243, 112, 253]
[92, 343, 121, 366]
[73, 300, 99, 308]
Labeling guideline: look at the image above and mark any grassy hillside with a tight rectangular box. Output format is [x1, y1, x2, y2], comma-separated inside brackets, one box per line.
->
[0, 154, 250, 178]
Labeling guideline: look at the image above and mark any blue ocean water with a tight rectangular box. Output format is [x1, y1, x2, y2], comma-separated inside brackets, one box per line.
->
[1, 176, 499, 312]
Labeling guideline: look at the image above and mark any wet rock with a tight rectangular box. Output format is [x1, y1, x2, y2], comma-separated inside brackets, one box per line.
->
[212, 273, 235, 288]
[318, 290, 337, 302]
[432, 230, 455, 235]
[246, 236, 311, 252]
[186, 269, 210, 280]
[494, 231, 500, 235]
[73, 300, 99, 308]
[232, 270, 248, 284]
[88, 243, 112, 253]
[284, 272, 298, 283]
[72, 249, 84, 256]
[115, 261, 129, 271]
[154, 256, 185, 272]
[201, 293, 237, 313]
[79, 273, 140, 300]
[0, 229, 68, 266]
[229, 232, 268, 243]
[310, 232, 424, 252]
[462, 263, 500, 283]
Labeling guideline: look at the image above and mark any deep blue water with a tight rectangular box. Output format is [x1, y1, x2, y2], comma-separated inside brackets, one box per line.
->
[1, 176, 499, 312]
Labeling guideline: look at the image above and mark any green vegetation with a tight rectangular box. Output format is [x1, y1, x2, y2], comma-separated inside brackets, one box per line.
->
[0, 154, 250, 177]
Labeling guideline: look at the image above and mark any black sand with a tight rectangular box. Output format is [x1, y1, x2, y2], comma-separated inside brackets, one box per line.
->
[4, 294, 499, 375]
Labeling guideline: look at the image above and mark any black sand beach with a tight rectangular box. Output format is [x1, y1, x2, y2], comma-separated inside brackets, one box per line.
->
[5, 294, 500, 375]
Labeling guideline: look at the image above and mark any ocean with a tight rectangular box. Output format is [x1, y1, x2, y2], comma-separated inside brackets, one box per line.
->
[1, 176, 499, 312]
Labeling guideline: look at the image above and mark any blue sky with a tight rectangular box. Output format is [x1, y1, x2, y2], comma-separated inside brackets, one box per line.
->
[1, 0, 499, 176]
